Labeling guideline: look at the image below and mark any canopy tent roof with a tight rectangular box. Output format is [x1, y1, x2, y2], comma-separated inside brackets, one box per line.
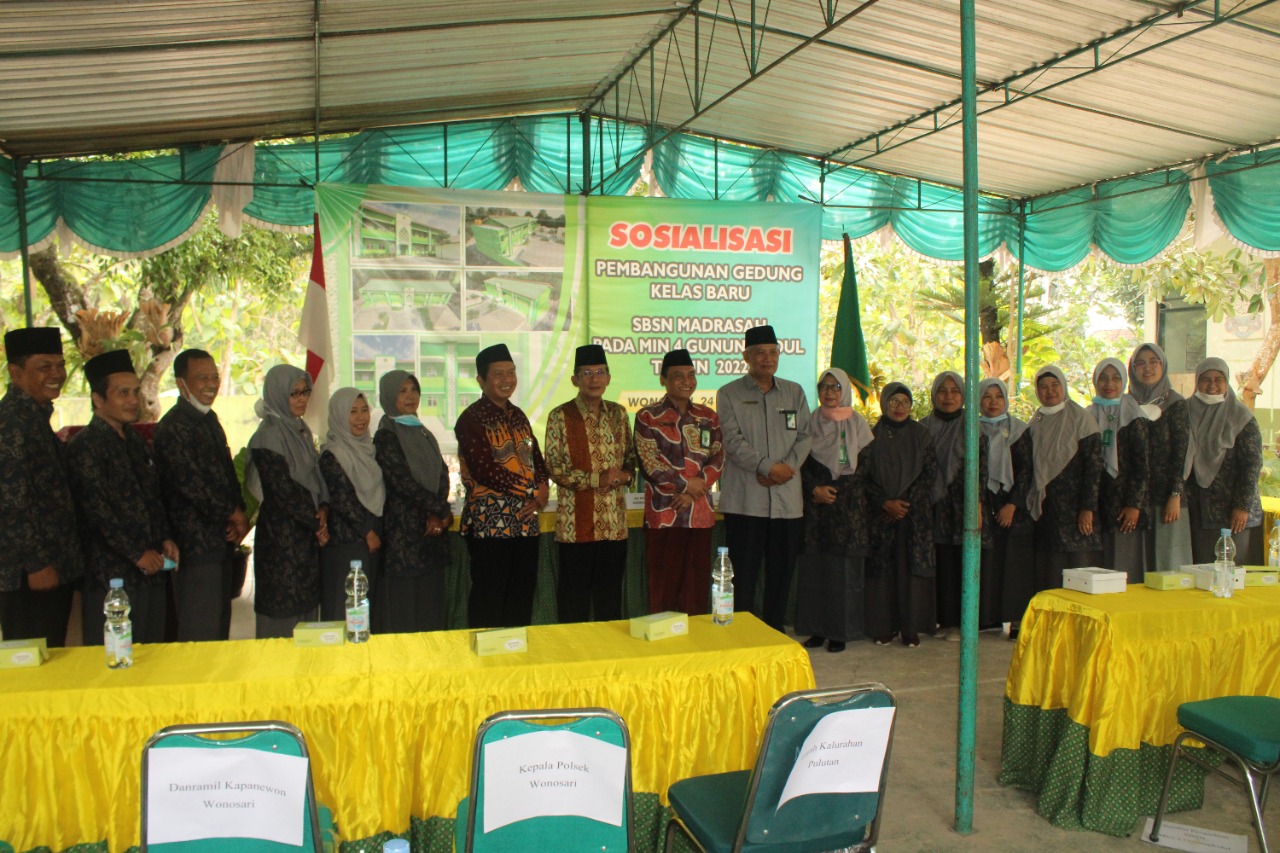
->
[3, 0, 1280, 203]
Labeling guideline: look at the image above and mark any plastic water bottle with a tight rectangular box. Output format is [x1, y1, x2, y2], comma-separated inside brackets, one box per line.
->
[712, 547, 734, 626]
[1269, 520, 1280, 568]
[1212, 528, 1236, 599]
[345, 560, 370, 643]
[104, 578, 133, 669]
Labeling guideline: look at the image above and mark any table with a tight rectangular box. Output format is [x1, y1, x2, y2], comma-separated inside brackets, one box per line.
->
[999, 585, 1280, 836]
[0, 613, 812, 852]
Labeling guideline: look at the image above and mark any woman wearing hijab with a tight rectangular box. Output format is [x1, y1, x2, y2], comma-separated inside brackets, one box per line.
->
[921, 371, 984, 641]
[319, 387, 385, 623]
[1128, 343, 1193, 570]
[1186, 358, 1262, 562]
[796, 368, 874, 653]
[862, 382, 937, 647]
[1088, 358, 1150, 581]
[1029, 365, 1103, 590]
[374, 370, 453, 633]
[977, 378, 1033, 635]
[246, 364, 329, 639]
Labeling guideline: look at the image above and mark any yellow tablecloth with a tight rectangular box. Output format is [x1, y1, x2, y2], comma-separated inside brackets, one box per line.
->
[1006, 585, 1280, 757]
[0, 613, 812, 852]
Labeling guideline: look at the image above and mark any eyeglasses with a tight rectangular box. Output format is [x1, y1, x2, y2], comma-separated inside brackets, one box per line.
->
[817, 382, 842, 393]
[886, 397, 912, 409]
[289, 388, 313, 399]
[576, 368, 609, 378]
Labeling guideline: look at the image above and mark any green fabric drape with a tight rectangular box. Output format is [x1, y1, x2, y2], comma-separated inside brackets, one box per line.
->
[1208, 149, 1280, 252]
[5, 147, 221, 256]
[1, 114, 1277, 265]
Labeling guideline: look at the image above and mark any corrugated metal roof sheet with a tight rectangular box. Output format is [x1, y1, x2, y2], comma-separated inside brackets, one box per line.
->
[1, 0, 1277, 199]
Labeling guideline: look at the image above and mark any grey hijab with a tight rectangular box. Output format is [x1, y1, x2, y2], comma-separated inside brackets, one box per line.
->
[1187, 357, 1255, 488]
[809, 367, 873, 479]
[376, 369, 445, 492]
[1087, 357, 1145, 479]
[866, 382, 930, 499]
[1127, 342, 1184, 420]
[1027, 365, 1100, 520]
[977, 378, 1029, 494]
[246, 364, 327, 507]
[921, 371, 965, 504]
[323, 387, 385, 516]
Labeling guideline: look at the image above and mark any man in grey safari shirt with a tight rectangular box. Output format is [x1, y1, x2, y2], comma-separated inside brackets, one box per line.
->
[715, 325, 811, 632]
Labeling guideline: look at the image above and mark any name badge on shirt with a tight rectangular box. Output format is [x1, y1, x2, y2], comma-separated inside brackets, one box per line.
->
[838, 443, 848, 465]
[700, 427, 712, 450]
[781, 409, 797, 430]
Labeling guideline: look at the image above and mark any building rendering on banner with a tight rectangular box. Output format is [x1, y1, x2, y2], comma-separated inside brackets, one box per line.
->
[357, 203, 452, 259]
[471, 215, 538, 264]
[482, 276, 552, 325]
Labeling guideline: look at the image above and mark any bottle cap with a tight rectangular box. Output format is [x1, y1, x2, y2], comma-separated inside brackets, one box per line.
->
[1220, 528, 1231, 536]
[109, 578, 124, 589]
[383, 840, 410, 853]
[350, 560, 362, 570]
[717, 546, 728, 555]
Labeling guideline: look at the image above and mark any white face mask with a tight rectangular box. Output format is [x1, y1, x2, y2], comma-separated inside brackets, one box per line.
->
[181, 388, 213, 415]
[1037, 401, 1066, 415]
[1194, 391, 1225, 405]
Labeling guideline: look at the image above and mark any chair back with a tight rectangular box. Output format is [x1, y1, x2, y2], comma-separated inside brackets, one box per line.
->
[738, 683, 897, 851]
[141, 720, 324, 852]
[459, 707, 634, 853]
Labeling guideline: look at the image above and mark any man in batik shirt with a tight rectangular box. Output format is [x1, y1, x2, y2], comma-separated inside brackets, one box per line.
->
[544, 344, 636, 623]
[455, 343, 549, 628]
[153, 348, 249, 641]
[0, 327, 83, 646]
[634, 349, 724, 615]
[68, 349, 178, 645]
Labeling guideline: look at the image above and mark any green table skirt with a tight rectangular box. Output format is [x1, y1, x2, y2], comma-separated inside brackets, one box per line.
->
[999, 698, 1213, 836]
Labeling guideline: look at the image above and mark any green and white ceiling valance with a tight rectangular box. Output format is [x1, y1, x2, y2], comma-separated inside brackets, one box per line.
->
[2, 115, 1277, 268]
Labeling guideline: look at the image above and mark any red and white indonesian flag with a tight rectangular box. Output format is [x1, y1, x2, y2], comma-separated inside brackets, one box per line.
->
[299, 213, 333, 426]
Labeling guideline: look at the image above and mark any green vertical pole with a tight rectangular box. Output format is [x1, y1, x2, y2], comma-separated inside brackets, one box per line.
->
[15, 158, 34, 328]
[1014, 201, 1027, 396]
[956, 0, 980, 835]
[580, 112, 592, 195]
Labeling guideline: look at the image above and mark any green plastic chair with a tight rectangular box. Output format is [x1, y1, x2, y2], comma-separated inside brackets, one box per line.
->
[455, 707, 634, 852]
[141, 720, 332, 852]
[663, 683, 897, 853]
[1150, 695, 1280, 853]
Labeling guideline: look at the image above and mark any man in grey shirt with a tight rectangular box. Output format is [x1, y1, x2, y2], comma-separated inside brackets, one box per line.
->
[716, 325, 811, 631]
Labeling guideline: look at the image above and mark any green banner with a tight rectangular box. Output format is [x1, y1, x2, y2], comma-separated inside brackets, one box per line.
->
[316, 184, 585, 462]
[584, 196, 822, 411]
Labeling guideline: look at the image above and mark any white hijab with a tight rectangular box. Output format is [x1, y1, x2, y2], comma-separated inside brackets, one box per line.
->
[1187, 358, 1255, 488]
[1087, 357, 1145, 479]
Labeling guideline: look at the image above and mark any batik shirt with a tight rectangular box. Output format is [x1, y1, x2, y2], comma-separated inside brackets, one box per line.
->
[0, 386, 83, 591]
[67, 416, 172, 593]
[633, 395, 724, 530]
[153, 397, 244, 559]
[455, 396, 549, 539]
[545, 397, 636, 543]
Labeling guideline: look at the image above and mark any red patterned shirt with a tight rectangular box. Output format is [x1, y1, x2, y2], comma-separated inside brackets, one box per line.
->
[634, 396, 723, 529]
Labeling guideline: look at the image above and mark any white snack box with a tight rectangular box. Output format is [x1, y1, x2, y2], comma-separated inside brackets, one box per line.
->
[1182, 564, 1246, 592]
[1062, 567, 1128, 594]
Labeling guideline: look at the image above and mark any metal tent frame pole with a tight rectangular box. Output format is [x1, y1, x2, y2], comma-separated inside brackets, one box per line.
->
[15, 158, 34, 328]
[956, 0, 980, 835]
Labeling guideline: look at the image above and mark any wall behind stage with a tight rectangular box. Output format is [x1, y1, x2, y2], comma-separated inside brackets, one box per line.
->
[317, 185, 820, 454]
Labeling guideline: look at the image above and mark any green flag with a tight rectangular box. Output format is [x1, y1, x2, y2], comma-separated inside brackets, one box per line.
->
[831, 233, 872, 401]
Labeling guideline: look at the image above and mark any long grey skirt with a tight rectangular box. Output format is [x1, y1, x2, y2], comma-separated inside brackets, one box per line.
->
[1143, 501, 1193, 572]
[1102, 530, 1147, 583]
[794, 553, 865, 642]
